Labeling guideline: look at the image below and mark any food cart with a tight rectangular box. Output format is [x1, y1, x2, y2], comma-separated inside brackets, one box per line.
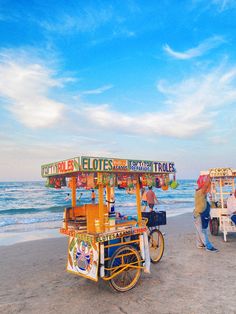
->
[200, 168, 236, 242]
[41, 156, 177, 291]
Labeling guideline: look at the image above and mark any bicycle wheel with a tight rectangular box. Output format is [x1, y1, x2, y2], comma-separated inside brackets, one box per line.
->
[108, 245, 142, 292]
[149, 229, 164, 263]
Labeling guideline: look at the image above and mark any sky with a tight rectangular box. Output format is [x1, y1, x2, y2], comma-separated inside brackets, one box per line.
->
[0, 0, 236, 181]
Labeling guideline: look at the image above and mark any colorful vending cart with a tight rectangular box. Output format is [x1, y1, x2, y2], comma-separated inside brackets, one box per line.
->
[200, 168, 236, 242]
[41, 156, 177, 292]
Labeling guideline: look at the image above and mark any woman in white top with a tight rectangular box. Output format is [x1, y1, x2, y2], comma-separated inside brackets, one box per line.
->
[227, 189, 236, 224]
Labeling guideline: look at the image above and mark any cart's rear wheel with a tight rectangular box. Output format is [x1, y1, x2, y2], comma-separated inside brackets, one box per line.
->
[108, 245, 141, 292]
[149, 229, 164, 263]
[209, 218, 219, 236]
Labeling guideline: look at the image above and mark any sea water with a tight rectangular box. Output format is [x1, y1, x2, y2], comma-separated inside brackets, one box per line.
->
[0, 180, 196, 244]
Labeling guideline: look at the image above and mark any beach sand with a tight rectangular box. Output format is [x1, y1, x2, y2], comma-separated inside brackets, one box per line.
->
[0, 213, 236, 314]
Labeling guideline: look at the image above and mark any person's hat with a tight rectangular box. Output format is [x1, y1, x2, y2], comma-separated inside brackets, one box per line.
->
[197, 175, 210, 189]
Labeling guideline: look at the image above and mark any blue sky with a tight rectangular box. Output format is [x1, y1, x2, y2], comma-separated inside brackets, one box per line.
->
[0, 0, 236, 180]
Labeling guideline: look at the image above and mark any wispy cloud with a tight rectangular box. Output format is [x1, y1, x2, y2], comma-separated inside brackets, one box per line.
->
[0, 50, 68, 128]
[76, 65, 236, 139]
[39, 5, 136, 43]
[82, 84, 113, 95]
[40, 6, 113, 34]
[207, 0, 236, 12]
[163, 36, 224, 60]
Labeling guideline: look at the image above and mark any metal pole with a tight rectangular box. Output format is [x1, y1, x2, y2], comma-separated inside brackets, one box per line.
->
[136, 175, 142, 226]
[71, 176, 77, 219]
[98, 173, 104, 231]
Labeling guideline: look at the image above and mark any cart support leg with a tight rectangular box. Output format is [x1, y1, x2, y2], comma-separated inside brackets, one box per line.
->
[223, 231, 227, 242]
[136, 175, 142, 226]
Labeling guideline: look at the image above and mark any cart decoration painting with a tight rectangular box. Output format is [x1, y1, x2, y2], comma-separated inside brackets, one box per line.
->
[67, 237, 99, 281]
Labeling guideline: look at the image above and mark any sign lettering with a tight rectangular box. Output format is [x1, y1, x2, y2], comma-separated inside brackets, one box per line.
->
[81, 156, 113, 172]
[41, 158, 80, 177]
[129, 160, 152, 172]
[113, 159, 128, 171]
[153, 162, 175, 173]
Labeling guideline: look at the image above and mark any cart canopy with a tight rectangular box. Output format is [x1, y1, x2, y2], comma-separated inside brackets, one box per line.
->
[41, 156, 176, 178]
[200, 168, 236, 178]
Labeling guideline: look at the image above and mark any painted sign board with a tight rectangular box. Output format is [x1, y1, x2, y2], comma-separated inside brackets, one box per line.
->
[41, 157, 80, 177]
[67, 237, 99, 281]
[41, 156, 176, 177]
[129, 160, 152, 172]
[209, 168, 233, 178]
[81, 156, 113, 172]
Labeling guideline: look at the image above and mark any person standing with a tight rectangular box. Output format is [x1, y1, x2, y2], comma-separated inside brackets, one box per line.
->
[227, 189, 236, 225]
[77, 192, 83, 202]
[141, 187, 148, 211]
[91, 190, 96, 204]
[64, 193, 70, 201]
[146, 186, 158, 211]
[194, 177, 218, 252]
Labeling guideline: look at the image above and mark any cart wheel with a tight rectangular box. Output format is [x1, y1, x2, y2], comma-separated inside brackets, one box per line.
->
[209, 218, 219, 236]
[149, 229, 164, 263]
[108, 245, 141, 292]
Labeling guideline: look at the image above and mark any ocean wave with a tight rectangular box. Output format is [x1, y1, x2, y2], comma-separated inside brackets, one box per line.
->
[0, 206, 64, 215]
[0, 180, 196, 231]
[0, 214, 63, 228]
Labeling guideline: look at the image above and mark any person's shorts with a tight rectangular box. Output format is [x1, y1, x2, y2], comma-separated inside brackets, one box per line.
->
[148, 203, 154, 209]
[142, 200, 148, 206]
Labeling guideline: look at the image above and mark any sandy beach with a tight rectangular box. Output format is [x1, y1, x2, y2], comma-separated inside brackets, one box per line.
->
[0, 213, 236, 314]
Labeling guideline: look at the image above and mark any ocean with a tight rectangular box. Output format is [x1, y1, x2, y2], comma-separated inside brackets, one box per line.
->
[0, 180, 196, 244]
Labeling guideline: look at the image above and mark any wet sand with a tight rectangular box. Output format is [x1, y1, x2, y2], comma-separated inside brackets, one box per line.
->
[0, 213, 236, 314]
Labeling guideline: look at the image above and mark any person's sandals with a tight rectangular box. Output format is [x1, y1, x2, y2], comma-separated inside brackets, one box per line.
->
[197, 245, 205, 249]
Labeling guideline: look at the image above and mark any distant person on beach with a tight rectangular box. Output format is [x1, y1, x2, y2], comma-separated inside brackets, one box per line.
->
[126, 187, 135, 194]
[146, 186, 158, 211]
[91, 190, 96, 204]
[64, 193, 70, 201]
[226, 189, 236, 225]
[193, 177, 218, 252]
[106, 194, 115, 213]
[141, 187, 148, 211]
[78, 192, 83, 202]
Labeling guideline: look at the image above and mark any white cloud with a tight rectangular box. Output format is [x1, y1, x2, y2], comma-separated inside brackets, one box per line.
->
[77, 65, 236, 138]
[0, 52, 66, 128]
[82, 84, 113, 95]
[163, 36, 224, 60]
